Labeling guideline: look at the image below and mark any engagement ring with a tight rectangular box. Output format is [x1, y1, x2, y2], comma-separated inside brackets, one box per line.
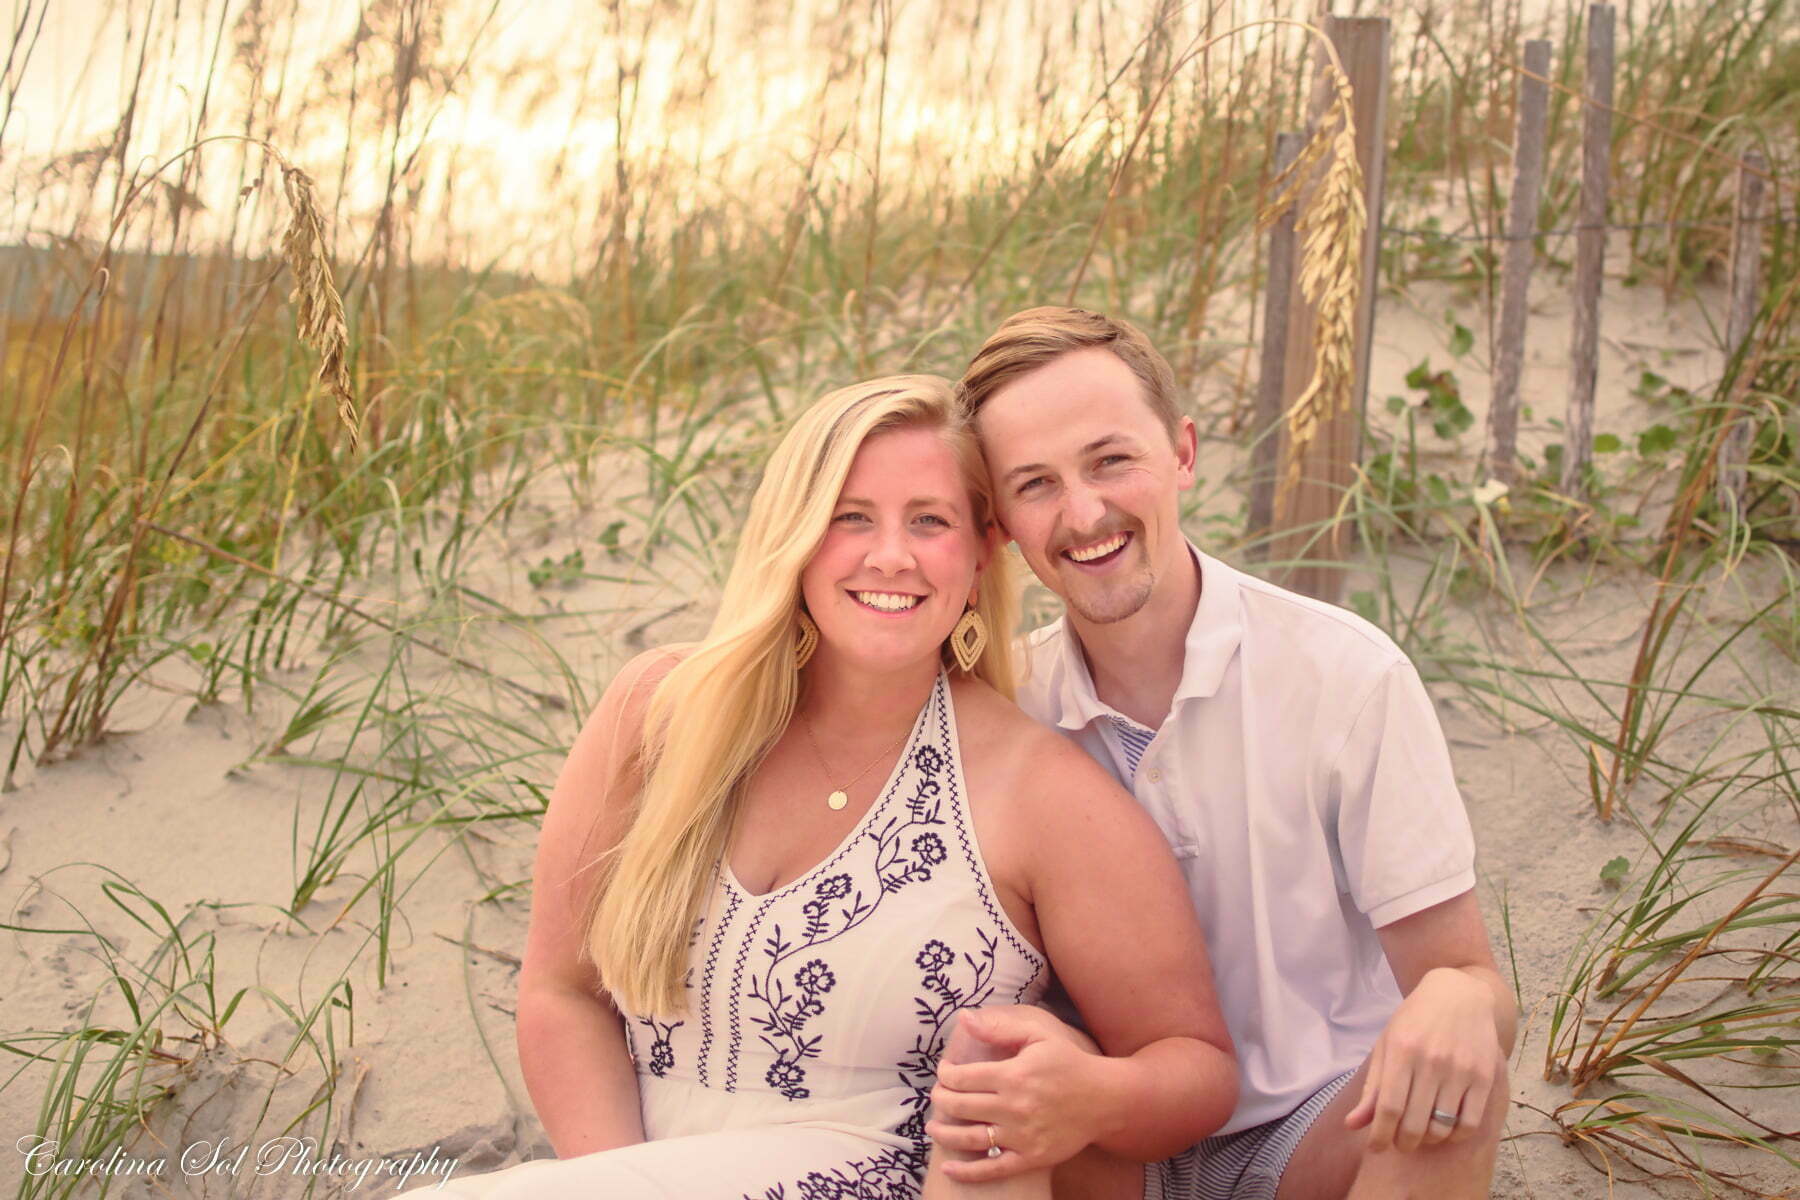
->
[985, 1126, 1002, 1159]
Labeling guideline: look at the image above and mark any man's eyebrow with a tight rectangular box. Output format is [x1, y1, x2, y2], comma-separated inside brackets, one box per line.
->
[1000, 435, 1135, 483]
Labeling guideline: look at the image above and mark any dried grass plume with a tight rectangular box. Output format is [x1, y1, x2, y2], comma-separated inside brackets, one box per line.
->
[1259, 62, 1366, 504]
[277, 162, 359, 449]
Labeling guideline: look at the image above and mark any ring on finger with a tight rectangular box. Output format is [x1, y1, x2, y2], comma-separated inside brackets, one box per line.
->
[1430, 1108, 1459, 1128]
[985, 1125, 1003, 1159]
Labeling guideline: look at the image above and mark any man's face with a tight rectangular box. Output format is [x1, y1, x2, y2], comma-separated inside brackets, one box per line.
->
[976, 347, 1196, 626]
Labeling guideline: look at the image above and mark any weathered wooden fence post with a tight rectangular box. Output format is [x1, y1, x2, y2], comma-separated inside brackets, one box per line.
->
[1716, 149, 1767, 513]
[1337, 17, 1389, 448]
[1486, 38, 1552, 487]
[1562, 4, 1615, 498]
[1248, 130, 1306, 551]
[1268, 14, 1389, 603]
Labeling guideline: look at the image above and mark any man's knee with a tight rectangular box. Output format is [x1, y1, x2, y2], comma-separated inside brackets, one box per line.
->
[1353, 1060, 1508, 1199]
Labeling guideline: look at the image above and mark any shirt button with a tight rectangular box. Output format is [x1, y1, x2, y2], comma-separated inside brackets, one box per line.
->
[1145, 768, 1162, 784]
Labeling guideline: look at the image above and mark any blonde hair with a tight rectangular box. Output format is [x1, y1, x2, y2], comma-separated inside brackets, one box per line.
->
[589, 375, 1016, 1018]
[957, 306, 1183, 442]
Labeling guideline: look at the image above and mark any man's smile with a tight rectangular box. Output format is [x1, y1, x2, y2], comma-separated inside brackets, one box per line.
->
[1062, 531, 1131, 567]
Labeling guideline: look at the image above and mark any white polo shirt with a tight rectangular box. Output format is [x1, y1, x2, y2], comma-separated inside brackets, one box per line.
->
[1015, 546, 1476, 1135]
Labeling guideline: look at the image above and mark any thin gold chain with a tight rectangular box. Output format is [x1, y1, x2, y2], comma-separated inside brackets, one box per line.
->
[801, 715, 909, 801]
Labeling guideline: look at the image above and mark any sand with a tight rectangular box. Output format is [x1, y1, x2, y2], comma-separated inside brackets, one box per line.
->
[2, 270, 1795, 1199]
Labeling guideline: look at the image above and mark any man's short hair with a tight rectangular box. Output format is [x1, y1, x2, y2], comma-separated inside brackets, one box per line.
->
[956, 306, 1182, 442]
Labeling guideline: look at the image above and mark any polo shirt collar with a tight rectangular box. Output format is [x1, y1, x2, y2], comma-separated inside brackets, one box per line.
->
[1176, 544, 1246, 702]
[1045, 541, 1246, 730]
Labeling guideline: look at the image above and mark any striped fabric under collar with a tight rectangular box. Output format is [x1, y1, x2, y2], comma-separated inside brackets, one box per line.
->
[1104, 713, 1157, 780]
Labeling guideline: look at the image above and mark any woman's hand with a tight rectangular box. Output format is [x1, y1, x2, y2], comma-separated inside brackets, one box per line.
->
[925, 1007, 1106, 1182]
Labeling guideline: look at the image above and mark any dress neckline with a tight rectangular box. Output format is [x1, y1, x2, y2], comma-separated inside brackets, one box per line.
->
[722, 674, 943, 900]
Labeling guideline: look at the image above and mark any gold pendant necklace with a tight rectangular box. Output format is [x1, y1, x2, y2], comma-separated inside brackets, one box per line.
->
[803, 714, 910, 810]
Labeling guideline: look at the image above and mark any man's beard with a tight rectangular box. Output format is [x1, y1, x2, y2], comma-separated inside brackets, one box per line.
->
[1060, 567, 1155, 625]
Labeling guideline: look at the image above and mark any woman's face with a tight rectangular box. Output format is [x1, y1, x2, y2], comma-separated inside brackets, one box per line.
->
[799, 426, 986, 677]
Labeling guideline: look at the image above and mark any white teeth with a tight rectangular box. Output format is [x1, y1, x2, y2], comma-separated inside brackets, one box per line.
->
[853, 591, 921, 612]
[1067, 533, 1127, 563]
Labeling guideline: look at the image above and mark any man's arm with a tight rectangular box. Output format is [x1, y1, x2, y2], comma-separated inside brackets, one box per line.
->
[1344, 890, 1515, 1152]
[1326, 653, 1512, 1154]
[1381, 890, 1517, 1052]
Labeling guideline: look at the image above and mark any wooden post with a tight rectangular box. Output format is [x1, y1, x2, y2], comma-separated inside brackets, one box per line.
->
[1716, 150, 1767, 513]
[1248, 131, 1305, 551]
[1562, 4, 1614, 498]
[1269, 15, 1389, 603]
[1337, 16, 1390, 448]
[1487, 38, 1552, 487]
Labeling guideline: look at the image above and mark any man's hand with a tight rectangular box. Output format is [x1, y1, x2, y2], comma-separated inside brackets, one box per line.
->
[1343, 966, 1505, 1154]
[925, 1006, 1106, 1182]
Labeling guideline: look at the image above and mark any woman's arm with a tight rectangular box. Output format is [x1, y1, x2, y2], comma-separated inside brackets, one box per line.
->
[928, 728, 1236, 1177]
[516, 976, 644, 1157]
[516, 648, 681, 1158]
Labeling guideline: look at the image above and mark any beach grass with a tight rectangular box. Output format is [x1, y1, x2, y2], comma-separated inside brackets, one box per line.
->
[1, 0, 1797, 1193]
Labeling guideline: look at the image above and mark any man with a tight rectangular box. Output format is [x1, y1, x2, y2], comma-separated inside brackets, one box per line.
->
[925, 307, 1515, 1199]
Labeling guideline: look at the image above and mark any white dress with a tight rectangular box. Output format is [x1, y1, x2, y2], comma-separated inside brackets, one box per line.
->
[431, 673, 1048, 1199]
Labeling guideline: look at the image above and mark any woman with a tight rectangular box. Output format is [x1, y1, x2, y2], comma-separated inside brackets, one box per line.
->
[428, 376, 1234, 1198]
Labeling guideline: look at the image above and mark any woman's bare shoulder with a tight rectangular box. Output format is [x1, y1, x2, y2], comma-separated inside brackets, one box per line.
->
[584, 643, 694, 728]
[948, 677, 1118, 793]
[552, 643, 697, 825]
[949, 676, 1151, 936]
[611, 642, 694, 697]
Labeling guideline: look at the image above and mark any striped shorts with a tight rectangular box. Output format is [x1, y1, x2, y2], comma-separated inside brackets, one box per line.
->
[1143, 1069, 1358, 1200]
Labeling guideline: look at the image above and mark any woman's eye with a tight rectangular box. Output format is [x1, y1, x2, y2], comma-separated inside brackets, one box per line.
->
[1017, 477, 1047, 495]
[915, 514, 951, 528]
[833, 511, 870, 524]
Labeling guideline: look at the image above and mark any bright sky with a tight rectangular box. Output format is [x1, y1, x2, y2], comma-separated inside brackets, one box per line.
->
[1, 0, 1568, 273]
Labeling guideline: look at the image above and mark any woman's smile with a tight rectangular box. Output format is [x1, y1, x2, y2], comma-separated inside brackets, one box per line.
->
[849, 589, 926, 614]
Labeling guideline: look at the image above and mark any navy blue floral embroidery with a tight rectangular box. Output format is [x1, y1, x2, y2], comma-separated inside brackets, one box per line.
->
[637, 1017, 683, 1078]
[734, 725, 951, 1099]
[910, 833, 946, 866]
[764, 1056, 807, 1095]
[795, 959, 836, 994]
[914, 940, 953, 973]
[894, 930, 1001, 1155]
[710, 681, 1047, 1200]
[734, 931, 1005, 1200]
[738, 1146, 920, 1200]
[745, 935, 847, 1098]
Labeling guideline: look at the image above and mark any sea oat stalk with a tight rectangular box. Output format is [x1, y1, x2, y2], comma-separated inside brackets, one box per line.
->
[1261, 66, 1366, 504]
[1062, 19, 1364, 512]
[278, 162, 359, 449]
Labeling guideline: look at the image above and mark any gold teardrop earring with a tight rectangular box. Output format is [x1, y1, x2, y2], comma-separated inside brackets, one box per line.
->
[794, 609, 820, 669]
